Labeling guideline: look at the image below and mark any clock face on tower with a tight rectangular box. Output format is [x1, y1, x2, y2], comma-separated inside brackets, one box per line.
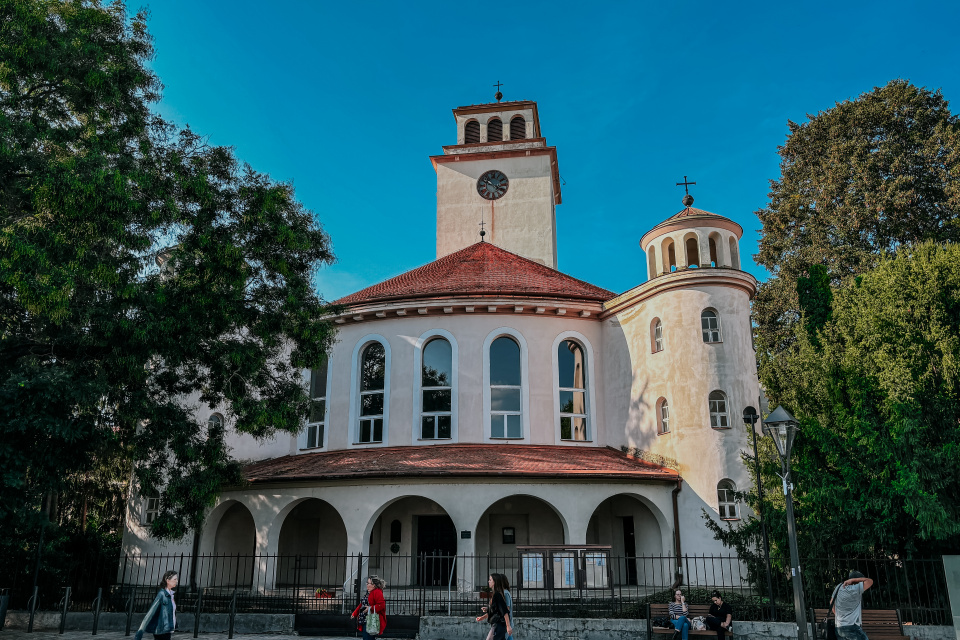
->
[477, 170, 509, 200]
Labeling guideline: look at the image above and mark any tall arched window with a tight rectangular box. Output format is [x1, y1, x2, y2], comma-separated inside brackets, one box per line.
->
[685, 236, 700, 268]
[303, 359, 328, 449]
[358, 343, 385, 443]
[718, 479, 739, 519]
[708, 236, 719, 267]
[728, 237, 740, 269]
[709, 390, 728, 428]
[510, 116, 526, 140]
[207, 412, 225, 430]
[487, 118, 503, 142]
[701, 309, 721, 343]
[421, 338, 453, 439]
[558, 340, 588, 441]
[651, 318, 664, 353]
[464, 119, 480, 144]
[646, 246, 657, 279]
[657, 398, 670, 434]
[490, 336, 522, 438]
[662, 238, 677, 273]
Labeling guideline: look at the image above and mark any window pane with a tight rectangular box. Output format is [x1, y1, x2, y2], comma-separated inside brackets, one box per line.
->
[437, 415, 451, 439]
[421, 416, 436, 439]
[360, 420, 371, 443]
[361, 343, 385, 390]
[490, 337, 521, 386]
[491, 414, 505, 438]
[422, 339, 452, 386]
[423, 389, 452, 412]
[506, 414, 522, 438]
[557, 340, 586, 389]
[559, 390, 585, 415]
[306, 425, 318, 448]
[571, 416, 587, 440]
[309, 399, 326, 423]
[373, 419, 383, 442]
[310, 360, 328, 398]
[361, 393, 384, 416]
[492, 387, 521, 411]
[560, 417, 572, 440]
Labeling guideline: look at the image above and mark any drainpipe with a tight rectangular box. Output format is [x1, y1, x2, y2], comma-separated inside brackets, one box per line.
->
[670, 478, 684, 589]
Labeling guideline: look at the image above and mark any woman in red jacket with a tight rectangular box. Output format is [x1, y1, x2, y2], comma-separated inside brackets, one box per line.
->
[352, 575, 386, 639]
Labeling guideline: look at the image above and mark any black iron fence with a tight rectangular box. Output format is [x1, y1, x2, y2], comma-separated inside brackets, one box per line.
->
[0, 552, 951, 626]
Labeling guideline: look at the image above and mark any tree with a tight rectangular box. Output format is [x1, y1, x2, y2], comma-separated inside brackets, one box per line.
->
[0, 0, 337, 551]
[754, 80, 960, 398]
[709, 242, 960, 558]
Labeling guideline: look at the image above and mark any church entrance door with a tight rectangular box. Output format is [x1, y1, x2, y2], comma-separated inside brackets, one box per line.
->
[415, 515, 457, 587]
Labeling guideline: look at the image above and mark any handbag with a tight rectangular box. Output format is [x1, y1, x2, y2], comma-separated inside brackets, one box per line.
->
[816, 584, 842, 640]
[652, 616, 672, 628]
[366, 608, 381, 635]
[691, 616, 707, 631]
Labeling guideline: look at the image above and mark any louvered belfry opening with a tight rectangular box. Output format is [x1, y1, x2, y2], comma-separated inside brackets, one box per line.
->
[510, 116, 526, 140]
[487, 118, 503, 142]
[464, 120, 481, 144]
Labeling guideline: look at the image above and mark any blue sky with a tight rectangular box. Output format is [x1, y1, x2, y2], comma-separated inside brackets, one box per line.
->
[145, 0, 960, 300]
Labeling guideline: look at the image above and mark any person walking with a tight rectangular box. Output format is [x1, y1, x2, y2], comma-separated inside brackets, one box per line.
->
[475, 574, 513, 640]
[704, 590, 732, 639]
[351, 575, 387, 640]
[832, 570, 874, 640]
[668, 588, 690, 640]
[500, 574, 515, 640]
[134, 571, 177, 640]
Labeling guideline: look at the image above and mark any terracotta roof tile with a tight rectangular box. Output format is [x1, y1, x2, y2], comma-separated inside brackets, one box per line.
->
[244, 444, 678, 484]
[335, 242, 614, 306]
[668, 207, 732, 222]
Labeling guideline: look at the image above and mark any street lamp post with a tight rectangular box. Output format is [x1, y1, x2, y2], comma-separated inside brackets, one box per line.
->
[743, 406, 776, 622]
[763, 405, 809, 640]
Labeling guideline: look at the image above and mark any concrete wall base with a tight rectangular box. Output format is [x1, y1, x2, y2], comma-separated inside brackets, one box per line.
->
[2, 611, 294, 634]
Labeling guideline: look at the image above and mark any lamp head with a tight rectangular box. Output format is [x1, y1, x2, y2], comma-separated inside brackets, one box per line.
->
[762, 405, 799, 462]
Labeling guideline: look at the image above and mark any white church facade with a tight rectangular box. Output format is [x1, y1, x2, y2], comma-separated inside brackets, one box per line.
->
[121, 98, 760, 594]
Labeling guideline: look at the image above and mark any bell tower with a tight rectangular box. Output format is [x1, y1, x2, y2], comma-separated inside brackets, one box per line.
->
[430, 96, 561, 268]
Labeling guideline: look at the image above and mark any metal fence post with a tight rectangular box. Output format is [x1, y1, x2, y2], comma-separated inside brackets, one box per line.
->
[124, 592, 134, 636]
[192, 589, 202, 639]
[0, 588, 9, 633]
[227, 589, 237, 640]
[91, 587, 102, 635]
[58, 586, 72, 635]
[27, 586, 38, 633]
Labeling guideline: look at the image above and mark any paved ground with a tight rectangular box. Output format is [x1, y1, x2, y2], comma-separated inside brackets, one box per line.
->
[0, 634, 322, 639]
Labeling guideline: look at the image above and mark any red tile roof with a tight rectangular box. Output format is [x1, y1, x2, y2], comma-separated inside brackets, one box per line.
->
[244, 444, 678, 483]
[335, 242, 615, 306]
[667, 207, 733, 222]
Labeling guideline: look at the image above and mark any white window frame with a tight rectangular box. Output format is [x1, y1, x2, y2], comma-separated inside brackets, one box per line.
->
[142, 495, 159, 526]
[207, 412, 225, 430]
[300, 360, 331, 451]
[483, 327, 530, 442]
[348, 335, 391, 448]
[658, 398, 670, 434]
[701, 309, 722, 343]
[552, 330, 597, 443]
[653, 319, 664, 353]
[412, 329, 459, 444]
[718, 479, 739, 520]
[709, 390, 729, 429]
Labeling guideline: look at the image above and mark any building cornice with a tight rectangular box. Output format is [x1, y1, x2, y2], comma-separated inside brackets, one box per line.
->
[640, 216, 744, 248]
[600, 268, 758, 319]
[333, 295, 605, 325]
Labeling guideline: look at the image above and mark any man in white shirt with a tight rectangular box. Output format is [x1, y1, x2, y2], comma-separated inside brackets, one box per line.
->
[832, 570, 874, 640]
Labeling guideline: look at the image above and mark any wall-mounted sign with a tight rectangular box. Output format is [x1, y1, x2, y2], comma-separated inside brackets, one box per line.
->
[460, 530, 472, 539]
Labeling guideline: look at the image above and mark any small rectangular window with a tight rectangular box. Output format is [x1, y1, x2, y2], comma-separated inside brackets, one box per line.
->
[143, 497, 159, 525]
[304, 363, 327, 450]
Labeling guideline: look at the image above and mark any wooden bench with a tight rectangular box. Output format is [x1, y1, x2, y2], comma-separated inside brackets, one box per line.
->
[647, 603, 732, 636]
[811, 608, 906, 639]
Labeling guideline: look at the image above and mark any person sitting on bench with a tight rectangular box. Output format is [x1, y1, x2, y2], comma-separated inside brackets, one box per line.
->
[668, 589, 690, 639]
[705, 590, 732, 639]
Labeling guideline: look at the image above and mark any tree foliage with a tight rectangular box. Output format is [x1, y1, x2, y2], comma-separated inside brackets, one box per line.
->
[754, 79, 960, 396]
[0, 0, 337, 545]
[710, 243, 960, 558]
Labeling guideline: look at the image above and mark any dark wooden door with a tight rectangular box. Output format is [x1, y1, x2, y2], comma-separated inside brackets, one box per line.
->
[415, 515, 457, 586]
[622, 516, 638, 585]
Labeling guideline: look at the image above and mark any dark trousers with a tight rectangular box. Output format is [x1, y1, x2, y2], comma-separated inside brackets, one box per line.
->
[490, 622, 507, 640]
[704, 616, 728, 639]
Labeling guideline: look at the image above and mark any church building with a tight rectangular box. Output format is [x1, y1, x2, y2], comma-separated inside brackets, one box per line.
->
[122, 96, 760, 594]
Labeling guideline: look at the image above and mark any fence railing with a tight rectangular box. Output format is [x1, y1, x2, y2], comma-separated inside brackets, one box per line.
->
[0, 552, 951, 625]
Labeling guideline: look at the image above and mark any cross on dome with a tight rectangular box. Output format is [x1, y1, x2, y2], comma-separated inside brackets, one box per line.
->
[676, 175, 696, 207]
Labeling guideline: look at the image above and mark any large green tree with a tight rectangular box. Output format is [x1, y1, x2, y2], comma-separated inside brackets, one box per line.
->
[710, 242, 960, 558]
[0, 0, 337, 554]
[754, 80, 960, 398]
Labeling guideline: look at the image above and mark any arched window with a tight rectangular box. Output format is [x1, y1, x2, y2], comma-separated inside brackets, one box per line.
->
[701, 309, 721, 343]
[718, 479, 739, 519]
[358, 343, 386, 443]
[303, 359, 328, 449]
[728, 237, 740, 269]
[510, 116, 526, 140]
[465, 119, 481, 144]
[558, 340, 588, 441]
[207, 412, 225, 430]
[651, 318, 664, 353]
[490, 336, 522, 438]
[662, 238, 677, 273]
[657, 398, 670, 434]
[709, 390, 728, 428]
[421, 338, 453, 439]
[646, 246, 657, 279]
[685, 235, 700, 268]
[708, 236, 719, 267]
[487, 118, 503, 142]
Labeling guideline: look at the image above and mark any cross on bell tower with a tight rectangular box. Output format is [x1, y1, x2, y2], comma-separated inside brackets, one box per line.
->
[676, 175, 696, 207]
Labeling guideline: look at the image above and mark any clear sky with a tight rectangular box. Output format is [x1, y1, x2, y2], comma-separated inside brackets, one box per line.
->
[144, 0, 960, 301]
